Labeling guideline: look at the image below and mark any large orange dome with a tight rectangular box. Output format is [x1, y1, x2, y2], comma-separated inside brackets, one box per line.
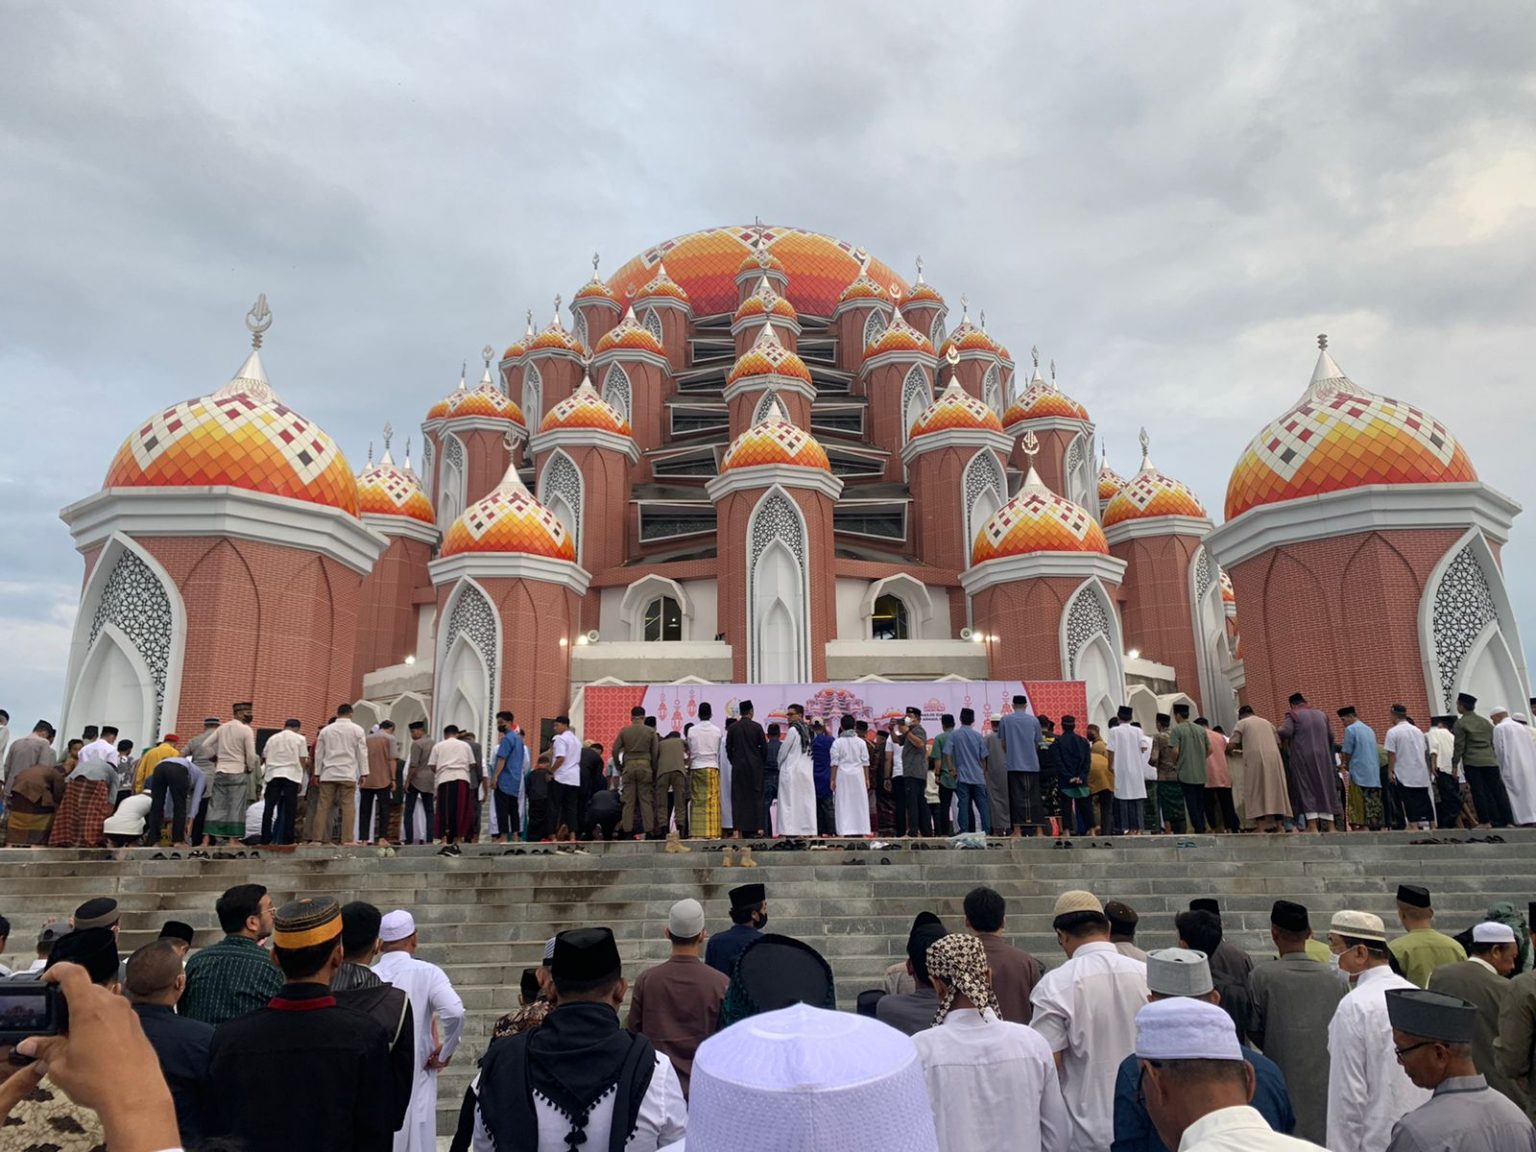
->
[103, 307, 359, 516]
[607, 225, 909, 317]
[439, 465, 576, 560]
[1225, 340, 1478, 521]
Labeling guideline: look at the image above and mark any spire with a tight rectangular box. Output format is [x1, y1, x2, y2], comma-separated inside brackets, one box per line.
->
[491, 450, 534, 498]
[758, 396, 788, 425]
[480, 344, 495, 386]
[1029, 344, 1045, 384]
[380, 422, 395, 467]
[959, 294, 970, 321]
[1137, 426, 1155, 473]
[914, 255, 925, 286]
[1020, 429, 1047, 490]
[525, 309, 535, 339]
[456, 361, 467, 392]
[1310, 332, 1345, 395]
[216, 295, 276, 402]
[550, 295, 563, 328]
[753, 320, 785, 351]
[403, 435, 414, 474]
[979, 308, 987, 331]
[943, 346, 964, 391]
[366, 441, 374, 468]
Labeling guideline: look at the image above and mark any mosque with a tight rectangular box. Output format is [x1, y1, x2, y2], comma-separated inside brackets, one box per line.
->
[57, 224, 1531, 752]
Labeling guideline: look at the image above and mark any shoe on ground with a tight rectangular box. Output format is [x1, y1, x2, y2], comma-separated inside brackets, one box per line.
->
[722, 846, 737, 867]
[738, 846, 758, 868]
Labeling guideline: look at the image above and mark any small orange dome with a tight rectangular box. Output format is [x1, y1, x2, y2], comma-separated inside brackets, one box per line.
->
[594, 306, 666, 357]
[727, 322, 813, 386]
[439, 464, 577, 560]
[937, 306, 1003, 359]
[720, 399, 831, 473]
[635, 261, 691, 304]
[904, 258, 944, 305]
[357, 444, 434, 525]
[1098, 459, 1128, 504]
[838, 255, 887, 304]
[1004, 359, 1090, 425]
[539, 376, 632, 437]
[909, 379, 1005, 439]
[1224, 339, 1478, 521]
[427, 365, 525, 426]
[573, 276, 618, 304]
[1103, 432, 1208, 527]
[865, 295, 935, 358]
[972, 479, 1109, 564]
[735, 277, 798, 324]
[526, 301, 588, 356]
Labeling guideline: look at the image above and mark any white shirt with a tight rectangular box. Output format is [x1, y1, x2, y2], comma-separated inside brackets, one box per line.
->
[912, 1007, 1068, 1152]
[261, 729, 309, 784]
[1384, 722, 1432, 788]
[831, 733, 870, 770]
[1326, 965, 1430, 1152]
[1427, 727, 1456, 776]
[243, 800, 265, 839]
[1178, 1104, 1326, 1151]
[550, 730, 582, 786]
[428, 738, 475, 787]
[374, 949, 467, 1152]
[471, 1050, 686, 1152]
[1028, 940, 1149, 1152]
[686, 721, 721, 770]
[78, 738, 118, 767]
[1493, 717, 1536, 825]
[314, 718, 368, 783]
[1107, 726, 1147, 800]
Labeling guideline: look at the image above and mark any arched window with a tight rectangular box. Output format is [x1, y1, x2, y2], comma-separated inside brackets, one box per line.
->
[603, 363, 632, 425]
[642, 308, 664, 343]
[871, 594, 910, 640]
[523, 361, 543, 427]
[983, 364, 1003, 416]
[642, 595, 683, 642]
[863, 308, 888, 348]
[901, 365, 932, 446]
[752, 390, 781, 424]
[572, 311, 589, 351]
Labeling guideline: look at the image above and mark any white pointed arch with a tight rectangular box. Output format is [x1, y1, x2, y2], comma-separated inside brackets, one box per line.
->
[1189, 545, 1237, 729]
[538, 449, 585, 564]
[929, 315, 946, 349]
[1420, 528, 1531, 712]
[982, 363, 1003, 416]
[859, 574, 935, 641]
[419, 438, 434, 500]
[961, 449, 1007, 564]
[901, 364, 932, 447]
[522, 360, 543, 428]
[602, 363, 632, 425]
[433, 577, 501, 751]
[863, 308, 888, 349]
[619, 574, 694, 642]
[746, 486, 811, 683]
[1059, 577, 1127, 731]
[752, 390, 781, 425]
[386, 691, 429, 732]
[60, 532, 186, 744]
[1064, 433, 1093, 510]
[641, 308, 663, 344]
[438, 432, 466, 527]
[572, 310, 589, 351]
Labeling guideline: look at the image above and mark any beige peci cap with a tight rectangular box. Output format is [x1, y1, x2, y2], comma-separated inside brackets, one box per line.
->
[1053, 890, 1103, 917]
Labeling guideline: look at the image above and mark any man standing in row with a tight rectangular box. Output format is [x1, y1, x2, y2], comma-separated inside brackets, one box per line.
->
[686, 703, 723, 839]
[548, 716, 582, 838]
[614, 706, 661, 838]
[729, 700, 769, 839]
[1106, 707, 1147, 835]
[313, 703, 369, 845]
[1339, 705, 1384, 830]
[492, 711, 525, 843]
[260, 718, 308, 846]
[628, 899, 728, 1097]
[1390, 885, 1466, 988]
[1169, 704, 1209, 833]
[206, 706, 258, 845]
[1230, 704, 1292, 833]
[1281, 693, 1338, 832]
[1249, 900, 1345, 1145]
[1385, 706, 1436, 832]
[894, 706, 932, 837]
[775, 703, 817, 837]
[1455, 693, 1513, 828]
[403, 719, 434, 843]
[1492, 706, 1536, 825]
[361, 719, 397, 845]
[1000, 695, 1043, 836]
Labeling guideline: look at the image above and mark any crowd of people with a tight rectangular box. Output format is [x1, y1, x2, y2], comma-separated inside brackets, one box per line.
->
[5, 687, 1535, 855]
[3, 877, 1536, 1150]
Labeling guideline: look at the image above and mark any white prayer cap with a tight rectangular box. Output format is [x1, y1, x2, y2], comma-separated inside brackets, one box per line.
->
[689, 1004, 938, 1152]
[1135, 998, 1243, 1061]
[1330, 909, 1387, 942]
[669, 898, 707, 938]
[1473, 921, 1517, 944]
[1516, 714, 1530, 725]
[1491, 704, 1511, 718]
[1146, 948, 1214, 997]
[379, 909, 416, 943]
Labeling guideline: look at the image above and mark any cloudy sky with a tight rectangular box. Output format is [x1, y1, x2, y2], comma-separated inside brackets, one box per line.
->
[3, 2, 1533, 736]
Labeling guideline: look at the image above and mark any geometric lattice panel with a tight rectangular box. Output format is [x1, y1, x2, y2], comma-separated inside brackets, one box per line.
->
[1431, 542, 1499, 710]
[88, 548, 173, 736]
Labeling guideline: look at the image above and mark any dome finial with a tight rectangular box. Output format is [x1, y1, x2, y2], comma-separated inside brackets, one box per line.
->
[552, 294, 563, 327]
[457, 360, 466, 391]
[1050, 358, 1057, 383]
[759, 396, 787, 426]
[383, 422, 394, 451]
[592, 251, 601, 277]
[1138, 426, 1155, 472]
[944, 345, 963, 389]
[960, 294, 969, 320]
[888, 281, 903, 306]
[366, 440, 374, 467]
[1020, 429, 1047, 490]
[480, 345, 495, 386]
[525, 308, 535, 337]
[246, 294, 272, 349]
[915, 255, 925, 285]
[1318, 333, 1328, 350]
[1031, 344, 1039, 369]
[503, 427, 520, 455]
[403, 434, 413, 473]
[979, 308, 987, 331]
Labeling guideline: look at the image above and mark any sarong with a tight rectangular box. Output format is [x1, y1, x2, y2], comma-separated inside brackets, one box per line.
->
[205, 772, 250, 838]
[1346, 783, 1384, 829]
[48, 779, 112, 848]
[6, 795, 55, 846]
[691, 767, 720, 838]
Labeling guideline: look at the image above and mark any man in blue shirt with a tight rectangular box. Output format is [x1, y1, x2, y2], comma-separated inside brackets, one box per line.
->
[947, 707, 989, 834]
[1337, 705, 1383, 831]
[998, 694, 1043, 836]
[492, 710, 525, 843]
[1112, 948, 1295, 1152]
[809, 721, 836, 836]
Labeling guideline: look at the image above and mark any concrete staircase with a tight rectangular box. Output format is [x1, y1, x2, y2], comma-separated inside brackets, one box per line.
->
[2, 831, 1532, 1133]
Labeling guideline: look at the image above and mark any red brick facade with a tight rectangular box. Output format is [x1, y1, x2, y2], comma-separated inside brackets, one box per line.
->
[353, 534, 432, 678]
[1110, 532, 1204, 710]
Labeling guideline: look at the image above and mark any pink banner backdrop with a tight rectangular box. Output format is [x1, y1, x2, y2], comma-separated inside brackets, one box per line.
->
[582, 680, 1088, 745]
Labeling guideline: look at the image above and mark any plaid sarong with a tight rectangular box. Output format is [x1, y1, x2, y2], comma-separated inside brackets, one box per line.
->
[691, 767, 721, 838]
[6, 794, 55, 846]
[205, 772, 250, 839]
[48, 778, 112, 848]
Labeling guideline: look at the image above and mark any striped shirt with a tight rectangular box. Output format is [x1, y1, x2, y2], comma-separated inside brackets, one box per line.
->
[180, 935, 284, 1026]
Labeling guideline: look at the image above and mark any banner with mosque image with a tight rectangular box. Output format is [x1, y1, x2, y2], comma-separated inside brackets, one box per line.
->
[580, 680, 1088, 744]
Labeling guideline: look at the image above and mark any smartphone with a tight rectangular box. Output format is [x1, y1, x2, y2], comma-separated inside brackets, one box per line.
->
[0, 984, 68, 1044]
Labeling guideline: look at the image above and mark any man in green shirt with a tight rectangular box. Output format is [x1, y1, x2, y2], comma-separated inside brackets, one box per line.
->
[1389, 883, 1467, 987]
[1149, 714, 1186, 833]
[931, 714, 956, 836]
[1455, 692, 1515, 828]
[181, 883, 282, 1026]
[1168, 703, 1210, 833]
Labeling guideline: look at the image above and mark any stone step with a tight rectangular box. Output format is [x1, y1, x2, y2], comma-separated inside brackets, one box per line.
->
[6, 832, 1531, 1134]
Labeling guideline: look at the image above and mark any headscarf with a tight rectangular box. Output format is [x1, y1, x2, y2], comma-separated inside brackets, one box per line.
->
[926, 933, 1000, 1026]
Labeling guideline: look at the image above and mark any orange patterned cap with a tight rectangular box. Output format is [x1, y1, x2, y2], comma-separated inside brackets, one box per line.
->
[727, 322, 813, 386]
[440, 464, 576, 560]
[721, 400, 831, 473]
[910, 379, 1005, 439]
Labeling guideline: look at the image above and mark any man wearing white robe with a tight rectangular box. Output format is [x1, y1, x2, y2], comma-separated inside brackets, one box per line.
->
[1492, 708, 1536, 826]
[831, 717, 872, 836]
[776, 707, 817, 836]
[373, 909, 467, 1152]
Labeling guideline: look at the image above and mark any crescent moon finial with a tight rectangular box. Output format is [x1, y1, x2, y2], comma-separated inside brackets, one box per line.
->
[245, 294, 272, 348]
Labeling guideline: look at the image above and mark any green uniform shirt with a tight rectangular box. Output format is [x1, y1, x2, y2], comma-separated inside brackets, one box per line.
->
[180, 935, 284, 1026]
[1169, 721, 1210, 786]
[932, 730, 956, 789]
[1303, 937, 1332, 965]
[1455, 712, 1499, 769]
[1389, 926, 1468, 988]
